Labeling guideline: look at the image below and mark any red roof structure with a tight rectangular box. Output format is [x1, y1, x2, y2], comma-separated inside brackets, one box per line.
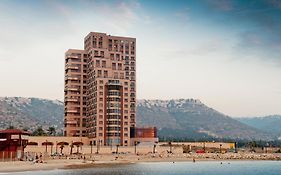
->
[0, 129, 30, 161]
[0, 129, 30, 135]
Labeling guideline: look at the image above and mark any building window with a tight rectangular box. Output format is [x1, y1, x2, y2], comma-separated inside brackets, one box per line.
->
[114, 72, 118, 79]
[112, 63, 116, 70]
[110, 54, 114, 60]
[118, 63, 122, 70]
[98, 70, 102, 77]
[104, 71, 108, 77]
[102, 60, 106, 67]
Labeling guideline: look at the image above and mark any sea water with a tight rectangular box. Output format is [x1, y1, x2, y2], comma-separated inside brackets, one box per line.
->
[2, 161, 281, 175]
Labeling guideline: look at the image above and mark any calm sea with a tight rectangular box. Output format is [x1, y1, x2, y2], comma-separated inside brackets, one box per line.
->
[2, 161, 281, 175]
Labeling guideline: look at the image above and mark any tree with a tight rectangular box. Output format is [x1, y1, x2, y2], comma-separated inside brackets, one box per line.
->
[32, 126, 47, 136]
[47, 126, 56, 136]
[23, 127, 29, 131]
[7, 125, 15, 129]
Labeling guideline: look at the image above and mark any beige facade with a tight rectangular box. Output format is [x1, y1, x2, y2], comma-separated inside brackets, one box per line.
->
[64, 49, 88, 137]
[26, 136, 234, 155]
[64, 32, 136, 146]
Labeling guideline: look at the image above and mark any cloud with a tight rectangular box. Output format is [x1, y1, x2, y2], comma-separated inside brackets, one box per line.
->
[205, 0, 233, 11]
[175, 7, 190, 22]
[159, 38, 225, 61]
[202, 0, 281, 65]
[267, 0, 281, 9]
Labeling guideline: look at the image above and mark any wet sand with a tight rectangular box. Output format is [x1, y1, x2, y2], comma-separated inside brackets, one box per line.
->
[0, 153, 280, 173]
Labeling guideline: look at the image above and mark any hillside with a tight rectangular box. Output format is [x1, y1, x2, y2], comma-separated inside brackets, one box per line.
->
[237, 115, 281, 137]
[0, 97, 275, 140]
[0, 97, 63, 133]
[137, 99, 274, 140]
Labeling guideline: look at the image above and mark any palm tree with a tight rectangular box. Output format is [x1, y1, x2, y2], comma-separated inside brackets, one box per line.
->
[23, 127, 29, 131]
[32, 126, 47, 136]
[7, 125, 15, 129]
[47, 126, 56, 136]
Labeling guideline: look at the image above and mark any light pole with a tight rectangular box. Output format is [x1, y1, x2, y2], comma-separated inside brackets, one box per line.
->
[45, 140, 48, 154]
[96, 140, 101, 154]
[153, 144, 156, 154]
[56, 141, 58, 154]
[169, 142, 172, 154]
[134, 141, 138, 154]
[219, 144, 222, 153]
[90, 142, 93, 155]
[116, 144, 119, 154]
[203, 142, 206, 152]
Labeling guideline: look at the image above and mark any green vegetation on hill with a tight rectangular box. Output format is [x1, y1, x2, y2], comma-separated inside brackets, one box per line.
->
[137, 99, 274, 141]
[0, 97, 278, 141]
[237, 115, 281, 137]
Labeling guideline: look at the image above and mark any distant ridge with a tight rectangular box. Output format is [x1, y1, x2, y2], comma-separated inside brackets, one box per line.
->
[0, 97, 276, 140]
[137, 99, 274, 140]
[237, 115, 281, 138]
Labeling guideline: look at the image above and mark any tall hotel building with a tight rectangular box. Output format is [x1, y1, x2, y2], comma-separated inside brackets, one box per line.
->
[64, 32, 136, 146]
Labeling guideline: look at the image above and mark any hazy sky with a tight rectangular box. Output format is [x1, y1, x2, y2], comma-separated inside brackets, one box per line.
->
[0, 0, 280, 117]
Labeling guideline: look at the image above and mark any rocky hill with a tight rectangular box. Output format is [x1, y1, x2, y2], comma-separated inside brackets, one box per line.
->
[0, 97, 276, 140]
[237, 115, 281, 138]
[136, 99, 274, 140]
[0, 97, 63, 133]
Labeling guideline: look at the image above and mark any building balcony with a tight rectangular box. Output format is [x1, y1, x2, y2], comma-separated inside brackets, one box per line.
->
[106, 118, 121, 121]
[106, 112, 121, 115]
[66, 65, 79, 70]
[65, 76, 79, 80]
[66, 55, 79, 59]
[65, 98, 79, 102]
[107, 80, 121, 85]
[65, 87, 79, 91]
[65, 120, 77, 124]
[106, 130, 121, 133]
[66, 109, 79, 113]
[106, 95, 121, 98]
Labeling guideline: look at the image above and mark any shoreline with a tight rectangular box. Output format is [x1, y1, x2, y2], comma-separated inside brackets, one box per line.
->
[1, 153, 281, 173]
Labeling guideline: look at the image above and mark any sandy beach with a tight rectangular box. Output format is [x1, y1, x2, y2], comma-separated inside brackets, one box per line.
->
[0, 152, 280, 173]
